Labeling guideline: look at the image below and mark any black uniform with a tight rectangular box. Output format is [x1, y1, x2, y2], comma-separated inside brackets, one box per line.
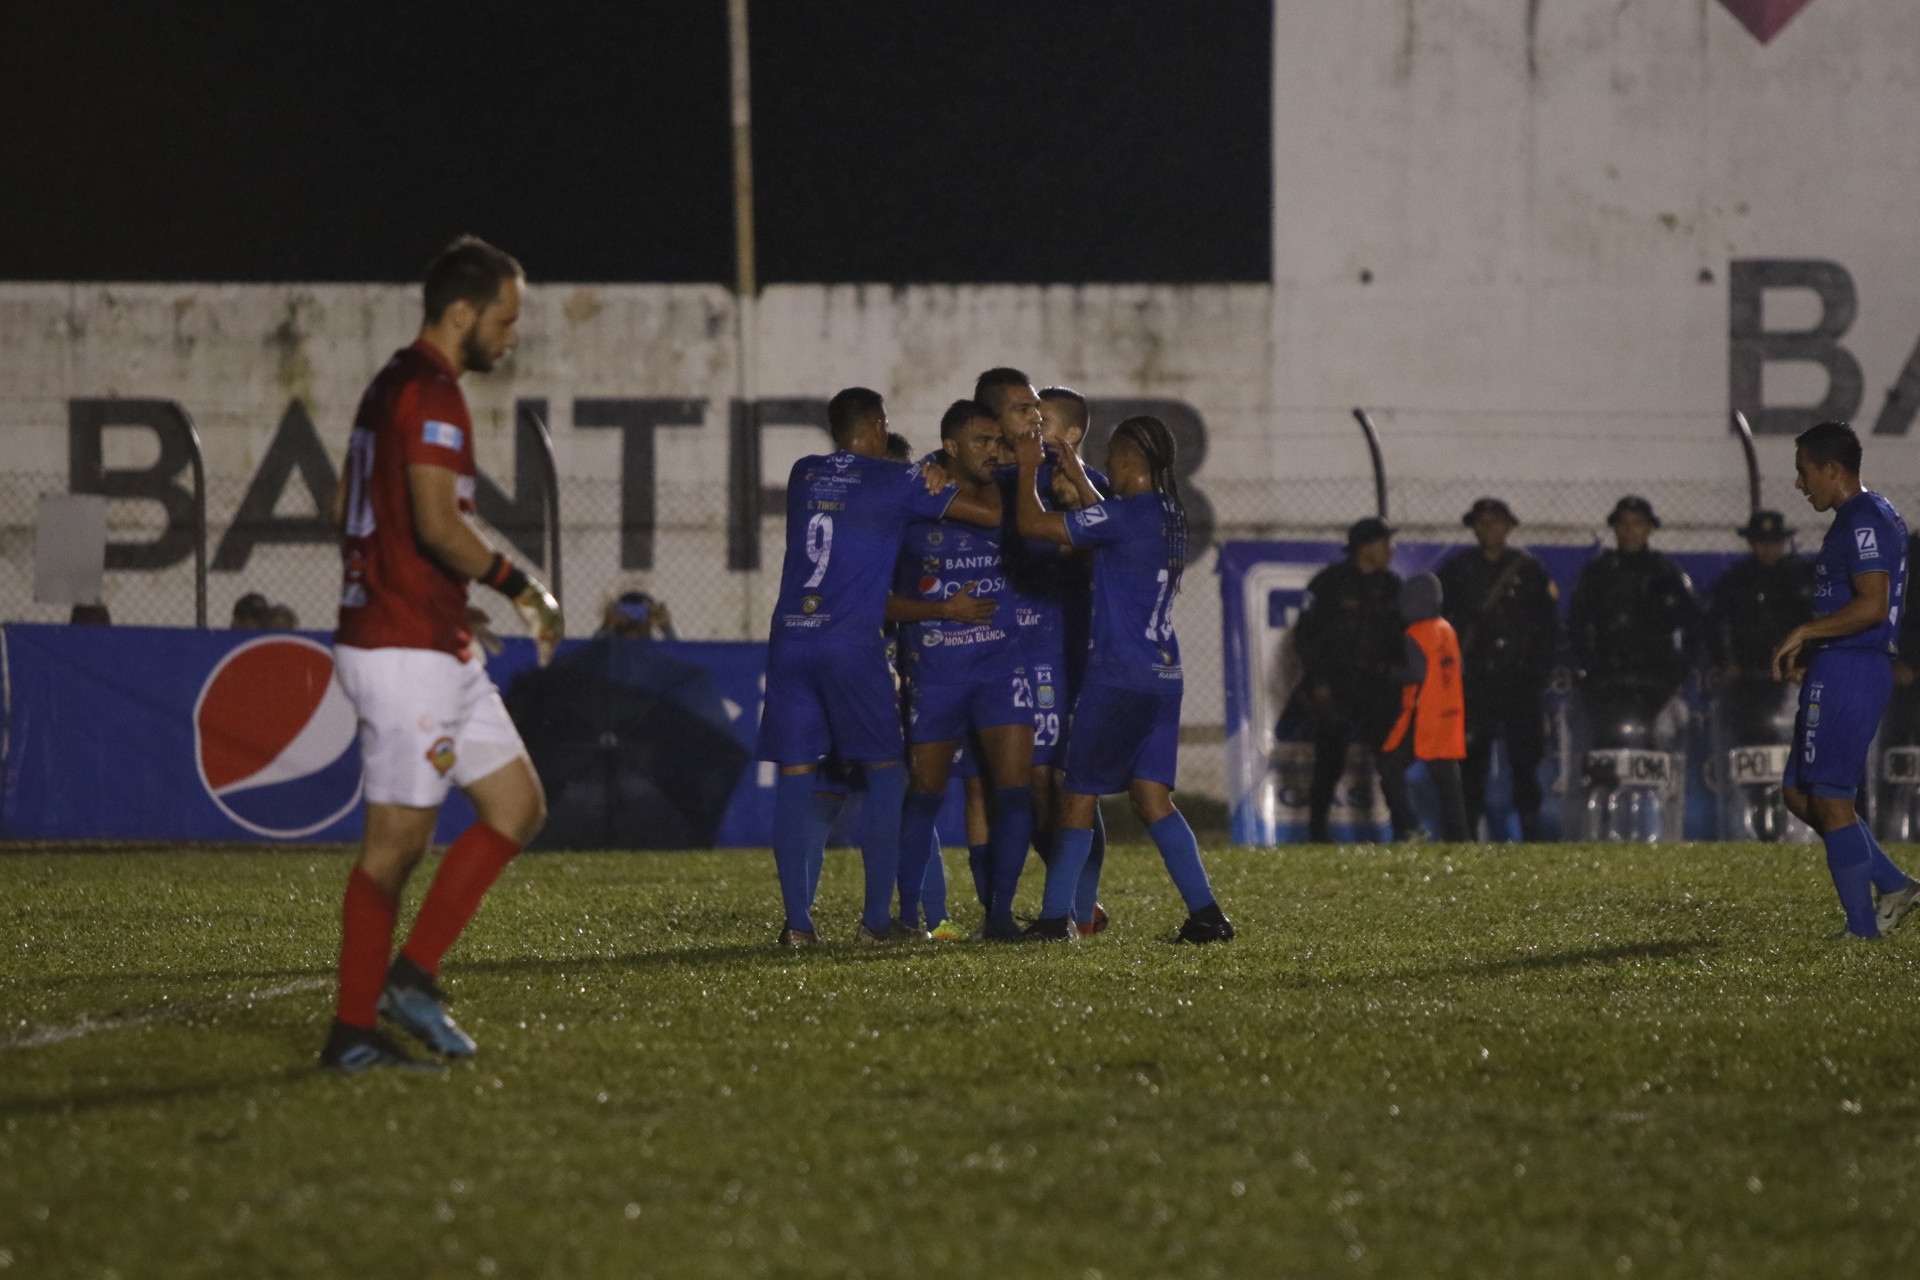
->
[1705, 555, 1815, 679]
[1567, 548, 1700, 746]
[1881, 532, 1920, 748]
[1293, 557, 1404, 840]
[1437, 546, 1559, 836]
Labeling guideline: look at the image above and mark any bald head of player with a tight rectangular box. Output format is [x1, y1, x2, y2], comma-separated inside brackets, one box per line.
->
[827, 386, 891, 458]
[420, 236, 525, 376]
[975, 367, 1041, 446]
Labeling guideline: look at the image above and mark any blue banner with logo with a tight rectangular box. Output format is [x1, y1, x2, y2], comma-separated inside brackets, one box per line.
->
[0, 625, 812, 848]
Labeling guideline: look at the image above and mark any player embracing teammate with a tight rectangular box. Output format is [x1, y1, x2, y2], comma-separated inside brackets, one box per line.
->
[1014, 415, 1233, 942]
[321, 237, 563, 1072]
[757, 389, 999, 944]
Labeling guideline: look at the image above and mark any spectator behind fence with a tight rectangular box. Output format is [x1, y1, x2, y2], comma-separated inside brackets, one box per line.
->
[1436, 498, 1559, 841]
[1293, 517, 1404, 842]
[69, 603, 110, 625]
[598, 591, 679, 642]
[231, 592, 272, 628]
[507, 592, 745, 849]
[264, 604, 299, 630]
[1567, 496, 1700, 742]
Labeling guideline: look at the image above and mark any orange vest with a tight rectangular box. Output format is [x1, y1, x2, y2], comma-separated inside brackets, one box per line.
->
[1382, 617, 1467, 760]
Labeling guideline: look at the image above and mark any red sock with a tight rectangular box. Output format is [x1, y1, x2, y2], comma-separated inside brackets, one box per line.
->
[336, 867, 399, 1029]
[399, 823, 522, 977]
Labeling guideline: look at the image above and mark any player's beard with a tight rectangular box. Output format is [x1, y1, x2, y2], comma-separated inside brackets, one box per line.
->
[459, 326, 496, 374]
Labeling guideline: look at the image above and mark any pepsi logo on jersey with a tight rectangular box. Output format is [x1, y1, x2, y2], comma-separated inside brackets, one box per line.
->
[194, 636, 363, 838]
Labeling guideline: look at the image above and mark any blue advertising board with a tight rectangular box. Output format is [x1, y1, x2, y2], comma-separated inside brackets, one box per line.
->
[0, 625, 965, 849]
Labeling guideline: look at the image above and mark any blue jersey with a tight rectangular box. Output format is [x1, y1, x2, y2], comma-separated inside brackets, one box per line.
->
[999, 456, 1110, 650]
[893, 516, 1017, 685]
[1813, 489, 1908, 656]
[1065, 491, 1183, 690]
[770, 452, 956, 645]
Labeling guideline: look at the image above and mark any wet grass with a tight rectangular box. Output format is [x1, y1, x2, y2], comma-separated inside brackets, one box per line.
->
[3, 840, 1920, 1278]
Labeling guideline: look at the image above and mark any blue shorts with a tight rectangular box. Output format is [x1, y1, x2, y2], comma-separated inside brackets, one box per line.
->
[909, 669, 1030, 745]
[1024, 649, 1067, 768]
[758, 640, 902, 766]
[1063, 679, 1182, 796]
[1783, 648, 1893, 800]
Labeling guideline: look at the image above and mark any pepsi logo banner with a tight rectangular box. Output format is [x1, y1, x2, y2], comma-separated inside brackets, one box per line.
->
[193, 636, 362, 838]
[0, 624, 787, 847]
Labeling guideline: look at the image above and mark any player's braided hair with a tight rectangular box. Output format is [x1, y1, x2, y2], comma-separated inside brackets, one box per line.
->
[1113, 414, 1187, 599]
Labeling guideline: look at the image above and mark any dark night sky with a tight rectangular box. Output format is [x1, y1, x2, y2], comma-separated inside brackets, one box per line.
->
[0, 2, 1270, 285]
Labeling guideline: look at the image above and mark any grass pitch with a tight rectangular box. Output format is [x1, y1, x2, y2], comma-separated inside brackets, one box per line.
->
[4, 840, 1920, 1279]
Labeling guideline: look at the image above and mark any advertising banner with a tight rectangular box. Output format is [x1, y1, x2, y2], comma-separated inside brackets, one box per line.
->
[0, 625, 937, 849]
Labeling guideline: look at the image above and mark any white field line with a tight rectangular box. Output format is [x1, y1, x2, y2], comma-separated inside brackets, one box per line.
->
[1, 977, 330, 1050]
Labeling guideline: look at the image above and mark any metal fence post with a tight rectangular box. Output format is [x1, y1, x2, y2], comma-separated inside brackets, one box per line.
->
[1731, 410, 1762, 519]
[180, 403, 208, 628]
[527, 407, 562, 612]
[1351, 407, 1389, 521]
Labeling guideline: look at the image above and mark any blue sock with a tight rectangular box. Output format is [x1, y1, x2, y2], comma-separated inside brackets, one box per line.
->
[1040, 827, 1096, 919]
[858, 765, 908, 933]
[988, 787, 1035, 924]
[772, 772, 833, 932]
[1148, 811, 1215, 912]
[805, 791, 840, 904]
[968, 844, 992, 910]
[895, 791, 946, 928]
[1858, 821, 1910, 895]
[922, 828, 949, 925]
[1822, 822, 1879, 937]
[1075, 810, 1107, 922]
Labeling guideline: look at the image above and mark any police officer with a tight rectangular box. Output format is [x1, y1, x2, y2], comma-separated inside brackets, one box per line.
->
[1706, 510, 1814, 725]
[1437, 498, 1559, 840]
[1567, 496, 1700, 742]
[1294, 517, 1403, 842]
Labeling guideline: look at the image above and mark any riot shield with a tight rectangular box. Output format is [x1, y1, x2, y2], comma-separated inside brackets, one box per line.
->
[1710, 678, 1813, 842]
[1561, 680, 1689, 842]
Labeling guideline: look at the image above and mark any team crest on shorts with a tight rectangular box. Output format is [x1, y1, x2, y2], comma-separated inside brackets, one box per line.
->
[427, 737, 457, 776]
[801, 594, 822, 614]
[1807, 702, 1821, 728]
[1038, 683, 1056, 709]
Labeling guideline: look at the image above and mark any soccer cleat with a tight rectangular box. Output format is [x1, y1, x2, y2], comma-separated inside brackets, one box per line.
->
[1020, 915, 1078, 943]
[318, 1019, 443, 1075]
[928, 919, 967, 942]
[981, 914, 1023, 942]
[779, 926, 821, 948]
[1076, 904, 1110, 939]
[856, 920, 918, 943]
[379, 956, 478, 1058]
[1876, 880, 1920, 935]
[886, 918, 931, 942]
[1177, 902, 1236, 945]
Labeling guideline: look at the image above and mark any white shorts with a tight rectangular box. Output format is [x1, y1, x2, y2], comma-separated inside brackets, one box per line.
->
[332, 644, 529, 808]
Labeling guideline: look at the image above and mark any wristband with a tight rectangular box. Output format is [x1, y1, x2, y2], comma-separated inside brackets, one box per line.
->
[482, 553, 530, 598]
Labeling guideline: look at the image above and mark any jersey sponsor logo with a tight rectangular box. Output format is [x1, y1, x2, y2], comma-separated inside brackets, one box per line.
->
[194, 636, 363, 838]
[1076, 505, 1110, 527]
[922, 629, 942, 647]
[426, 737, 457, 776]
[1856, 527, 1880, 557]
[927, 530, 944, 546]
[422, 419, 464, 451]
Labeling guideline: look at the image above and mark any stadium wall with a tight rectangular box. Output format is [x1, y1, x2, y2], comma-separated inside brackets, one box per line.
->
[5, 0, 1920, 803]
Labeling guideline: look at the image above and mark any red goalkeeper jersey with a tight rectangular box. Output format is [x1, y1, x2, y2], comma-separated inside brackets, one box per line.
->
[335, 340, 476, 658]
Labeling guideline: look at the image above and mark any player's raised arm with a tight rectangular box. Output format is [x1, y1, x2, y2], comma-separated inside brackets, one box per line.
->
[1013, 430, 1072, 546]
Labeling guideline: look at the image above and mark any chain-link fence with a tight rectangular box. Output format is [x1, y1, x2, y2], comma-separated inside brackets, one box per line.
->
[11, 401, 1903, 801]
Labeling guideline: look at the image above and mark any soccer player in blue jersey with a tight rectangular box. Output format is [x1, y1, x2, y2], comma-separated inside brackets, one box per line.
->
[1037, 386, 1114, 936]
[886, 400, 1039, 938]
[1772, 421, 1920, 938]
[758, 387, 998, 946]
[1013, 416, 1234, 943]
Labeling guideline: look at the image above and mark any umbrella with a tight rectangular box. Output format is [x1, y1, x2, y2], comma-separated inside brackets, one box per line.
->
[504, 639, 749, 850]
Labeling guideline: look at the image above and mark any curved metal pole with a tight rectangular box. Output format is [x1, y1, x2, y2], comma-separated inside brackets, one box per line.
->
[1350, 408, 1388, 520]
[178, 403, 209, 628]
[1730, 410, 1762, 518]
[528, 408, 562, 613]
